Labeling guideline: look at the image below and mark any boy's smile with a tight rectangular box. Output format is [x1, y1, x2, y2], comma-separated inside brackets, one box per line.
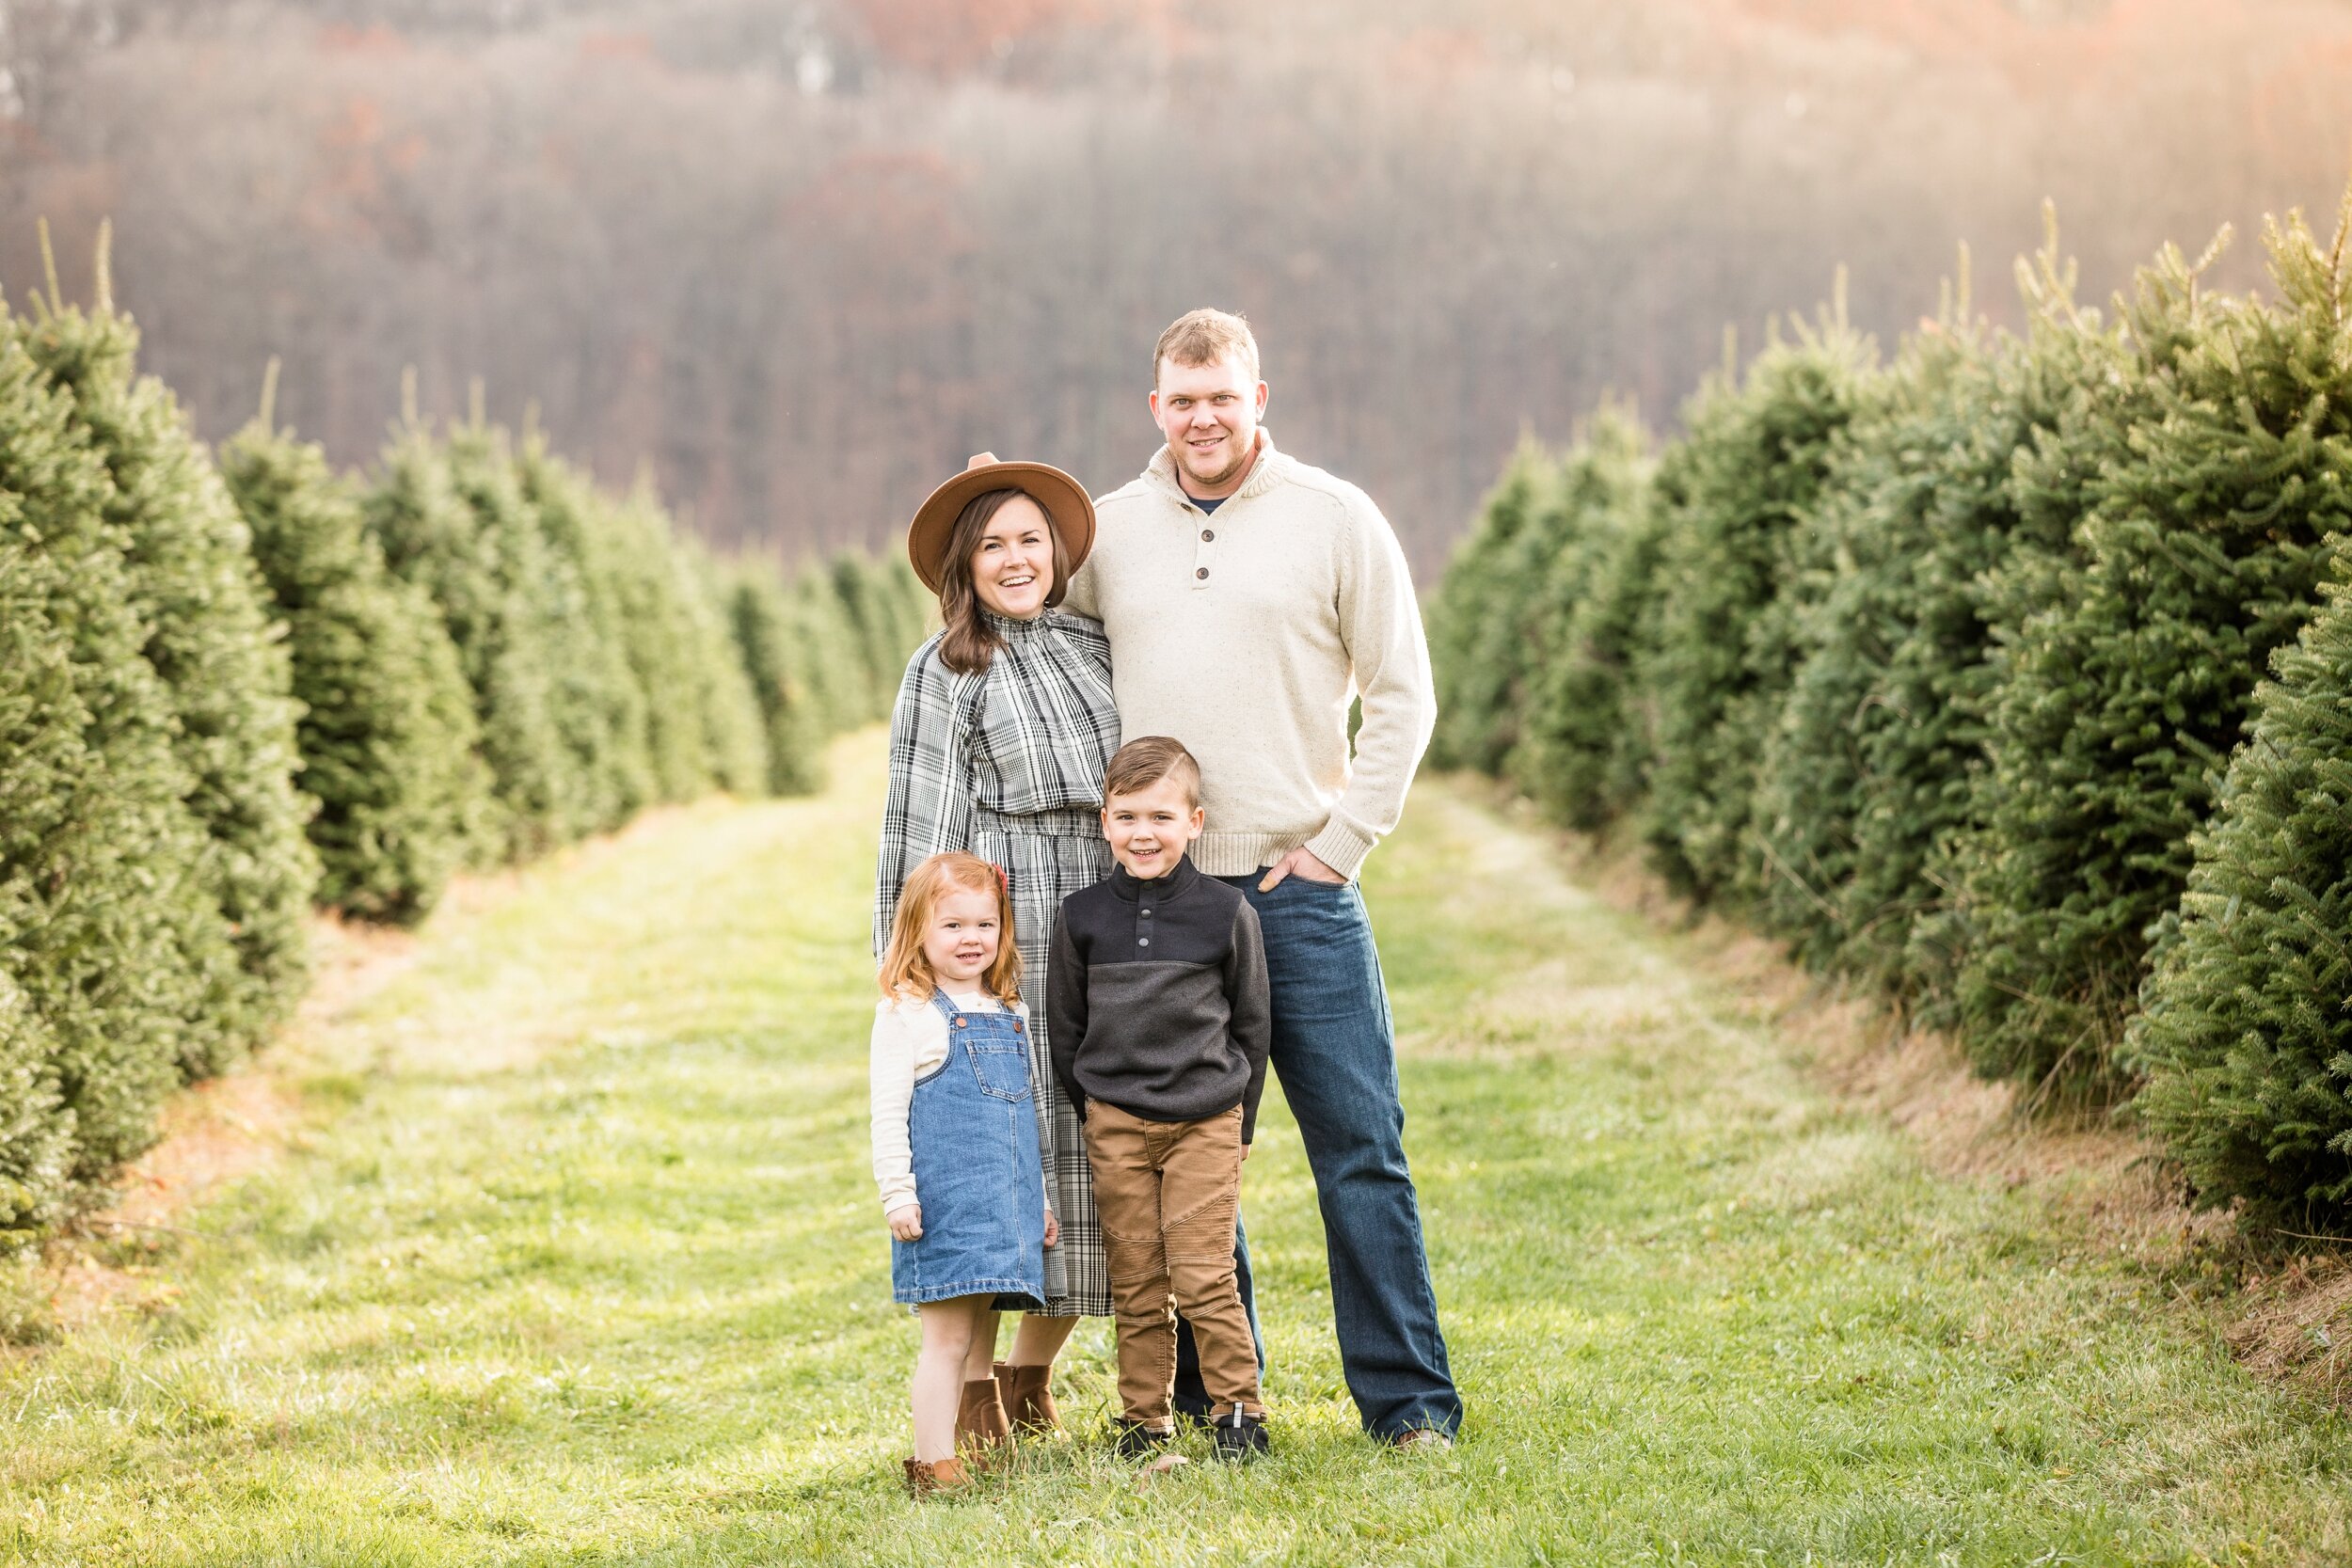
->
[1103, 775, 1204, 881]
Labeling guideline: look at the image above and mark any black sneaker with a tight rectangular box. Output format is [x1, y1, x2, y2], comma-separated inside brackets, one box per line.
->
[1114, 1418, 1175, 1461]
[1210, 1408, 1270, 1463]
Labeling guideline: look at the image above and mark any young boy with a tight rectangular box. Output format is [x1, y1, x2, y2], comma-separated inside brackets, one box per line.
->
[1048, 735, 1273, 1461]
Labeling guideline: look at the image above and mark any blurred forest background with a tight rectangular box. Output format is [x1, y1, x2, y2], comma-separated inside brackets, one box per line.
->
[4, 0, 2351, 569]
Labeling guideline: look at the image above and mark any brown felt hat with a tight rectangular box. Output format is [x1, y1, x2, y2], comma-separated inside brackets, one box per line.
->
[906, 452, 1095, 594]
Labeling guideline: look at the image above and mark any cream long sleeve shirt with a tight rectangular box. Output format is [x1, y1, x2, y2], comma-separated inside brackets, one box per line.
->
[1063, 432, 1436, 879]
[867, 989, 1018, 1215]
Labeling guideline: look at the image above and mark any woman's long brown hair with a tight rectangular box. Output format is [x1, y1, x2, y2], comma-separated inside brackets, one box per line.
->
[935, 487, 1071, 675]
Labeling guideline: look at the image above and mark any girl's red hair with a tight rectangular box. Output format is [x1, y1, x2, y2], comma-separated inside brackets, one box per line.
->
[879, 852, 1022, 1006]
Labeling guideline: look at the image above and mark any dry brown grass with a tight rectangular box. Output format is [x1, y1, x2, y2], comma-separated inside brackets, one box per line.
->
[2233, 1257, 2352, 1395]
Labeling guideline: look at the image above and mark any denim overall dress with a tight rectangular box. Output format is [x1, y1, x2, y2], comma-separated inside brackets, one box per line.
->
[890, 990, 1049, 1307]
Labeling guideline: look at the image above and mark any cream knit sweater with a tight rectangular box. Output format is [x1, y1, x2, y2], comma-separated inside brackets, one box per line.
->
[1063, 432, 1435, 880]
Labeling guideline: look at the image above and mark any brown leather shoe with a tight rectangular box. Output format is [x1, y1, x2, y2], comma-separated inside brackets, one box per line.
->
[902, 1454, 975, 1497]
[955, 1376, 1013, 1459]
[993, 1360, 1061, 1435]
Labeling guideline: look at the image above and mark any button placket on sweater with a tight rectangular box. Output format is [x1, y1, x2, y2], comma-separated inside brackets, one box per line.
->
[1188, 502, 1216, 589]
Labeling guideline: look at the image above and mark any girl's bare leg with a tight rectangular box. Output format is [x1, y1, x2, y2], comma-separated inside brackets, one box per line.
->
[961, 1308, 1002, 1383]
[914, 1298, 986, 1462]
[1006, 1312, 1078, 1368]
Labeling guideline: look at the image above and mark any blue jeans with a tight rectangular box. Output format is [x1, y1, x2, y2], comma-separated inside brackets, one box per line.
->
[1173, 872, 1463, 1439]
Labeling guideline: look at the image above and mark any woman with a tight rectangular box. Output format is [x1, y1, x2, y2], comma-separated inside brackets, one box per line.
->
[874, 452, 1118, 1452]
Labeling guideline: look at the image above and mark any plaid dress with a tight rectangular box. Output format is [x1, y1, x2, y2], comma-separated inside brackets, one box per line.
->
[874, 609, 1120, 1316]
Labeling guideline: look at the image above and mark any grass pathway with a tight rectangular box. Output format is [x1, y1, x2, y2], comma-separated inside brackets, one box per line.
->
[2, 732, 2347, 1565]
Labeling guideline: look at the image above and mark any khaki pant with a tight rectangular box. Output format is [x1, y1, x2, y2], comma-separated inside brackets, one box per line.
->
[1083, 1101, 1263, 1428]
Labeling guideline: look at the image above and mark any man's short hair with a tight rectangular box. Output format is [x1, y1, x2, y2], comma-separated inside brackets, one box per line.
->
[1153, 309, 1260, 388]
[1104, 735, 1202, 811]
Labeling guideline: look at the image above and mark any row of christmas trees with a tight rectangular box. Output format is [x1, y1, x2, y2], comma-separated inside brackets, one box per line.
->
[1427, 201, 2352, 1227]
[0, 234, 929, 1241]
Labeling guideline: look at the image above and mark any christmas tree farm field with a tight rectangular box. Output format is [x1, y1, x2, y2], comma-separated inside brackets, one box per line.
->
[0, 732, 2347, 1566]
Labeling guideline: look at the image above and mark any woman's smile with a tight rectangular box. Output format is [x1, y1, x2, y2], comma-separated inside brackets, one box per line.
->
[969, 494, 1057, 618]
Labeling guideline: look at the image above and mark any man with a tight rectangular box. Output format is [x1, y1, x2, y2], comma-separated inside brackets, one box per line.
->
[1062, 308, 1461, 1446]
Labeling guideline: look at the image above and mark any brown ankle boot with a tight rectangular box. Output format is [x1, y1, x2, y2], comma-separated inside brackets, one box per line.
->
[993, 1360, 1061, 1435]
[954, 1377, 1013, 1460]
[903, 1454, 974, 1497]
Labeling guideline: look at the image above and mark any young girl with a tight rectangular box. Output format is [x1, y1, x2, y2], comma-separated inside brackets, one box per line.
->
[871, 851, 1059, 1496]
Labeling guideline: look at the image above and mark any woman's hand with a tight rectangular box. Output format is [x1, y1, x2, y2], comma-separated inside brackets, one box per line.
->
[887, 1203, 924, 1241]
[1043, 1209, 1060, 1248]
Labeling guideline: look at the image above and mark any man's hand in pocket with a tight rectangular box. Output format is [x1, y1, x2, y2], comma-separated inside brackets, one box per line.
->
[1257, 846, 1346, 893]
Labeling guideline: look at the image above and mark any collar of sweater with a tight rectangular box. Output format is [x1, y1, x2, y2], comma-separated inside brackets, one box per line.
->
[1108, 853, 1202, 903]
[1143, 429, 1291, 510]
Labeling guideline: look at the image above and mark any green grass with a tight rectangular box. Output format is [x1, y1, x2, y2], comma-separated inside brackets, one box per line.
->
[1, 730, 2347, 1565]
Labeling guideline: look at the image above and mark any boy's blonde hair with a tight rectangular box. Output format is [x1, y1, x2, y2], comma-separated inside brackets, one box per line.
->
[1153, 309, 1260, 387]
[1104, 735, 1202, 812]
[879, 852, 1023, 1006]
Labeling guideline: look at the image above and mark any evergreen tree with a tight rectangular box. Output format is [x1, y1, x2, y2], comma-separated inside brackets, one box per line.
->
[18, 248, 315, 1075]
[220, 402, 484, 924]
[888, 554, 937, 668]
[600, 485, 722, 803]
[515, 434, 655, 834]
[0, 965, 68, 1243]
[1517, 491, 1667, 832]
[0, 312, 210, 1194]
[1753, 241, 2099, 990]
[675, 542, 771, 797]
[1509, 408, 1652, 814]
[1427, 441, 1557, 774]
[790, 561, 873, 734]
[438, 419, 598, 849]
[2130, 545, 2352, 1222]
[1950, 211, 2352, 1086]
[368, 419, 568, 862]
[729, 562, 830, 796]
[831, 553, 905, 724]
[0, 515, 91, 1227]
[1637, 308, 1876, 903]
